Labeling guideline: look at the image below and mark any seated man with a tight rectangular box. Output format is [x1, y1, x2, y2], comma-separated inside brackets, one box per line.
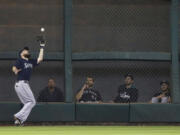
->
[76, 76, 102, 103]
[37, 78, 64, 102]
[151, 80, 171, 103]
[114, 74, 138, 103]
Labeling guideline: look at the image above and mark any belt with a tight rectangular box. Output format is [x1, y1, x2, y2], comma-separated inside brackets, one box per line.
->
[16, 80, 29, 83]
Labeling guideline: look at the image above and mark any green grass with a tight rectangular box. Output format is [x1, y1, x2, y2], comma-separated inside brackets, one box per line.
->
[0, 126, 180, 135]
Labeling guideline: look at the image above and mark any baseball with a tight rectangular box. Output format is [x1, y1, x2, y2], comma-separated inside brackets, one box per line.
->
[40, 27, 45, 32]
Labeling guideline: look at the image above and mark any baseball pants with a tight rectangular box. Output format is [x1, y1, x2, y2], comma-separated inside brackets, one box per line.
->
[14, 81, 36, 123]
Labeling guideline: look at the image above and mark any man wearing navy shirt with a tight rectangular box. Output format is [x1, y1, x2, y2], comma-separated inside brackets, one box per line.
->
[37, 78, 64, 102]
[76, 77, 102, 103]
[12, 42, 45, 125]
[114, 74, 138, 103]
[151, 80, 171, 103]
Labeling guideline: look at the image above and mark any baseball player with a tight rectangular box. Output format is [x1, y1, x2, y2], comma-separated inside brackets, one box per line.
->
[12, 40, 45, 125]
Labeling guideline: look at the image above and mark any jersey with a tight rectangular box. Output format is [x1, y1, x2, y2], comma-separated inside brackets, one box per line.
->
[79, 88, 102, 102]
[14, 58, 38, 81]
[37, 87, 64, 102]
[114, 84, 138, 103]
[153, 90, 171, 98]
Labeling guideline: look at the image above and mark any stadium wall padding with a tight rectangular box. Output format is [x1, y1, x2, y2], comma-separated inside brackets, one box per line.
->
[28, 103, 75, 122]
[0, 103, 21, 121]
[75, 103, 129, 122]
[1, 103, 180, 122]
[0, 103, 75, 122]
[130, 104, 180, 122]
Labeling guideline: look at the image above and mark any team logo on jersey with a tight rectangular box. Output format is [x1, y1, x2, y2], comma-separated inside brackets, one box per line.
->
[120, 92, 130, 99]
[24, 63, 33, 69]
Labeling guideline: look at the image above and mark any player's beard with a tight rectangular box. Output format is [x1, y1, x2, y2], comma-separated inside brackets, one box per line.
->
[24, 54, 31, 59]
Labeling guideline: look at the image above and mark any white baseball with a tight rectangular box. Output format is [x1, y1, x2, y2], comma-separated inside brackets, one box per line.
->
[40, 27, 45, 32]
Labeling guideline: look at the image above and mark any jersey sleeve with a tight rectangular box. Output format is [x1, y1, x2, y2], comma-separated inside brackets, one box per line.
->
[13, 59, 22, 69]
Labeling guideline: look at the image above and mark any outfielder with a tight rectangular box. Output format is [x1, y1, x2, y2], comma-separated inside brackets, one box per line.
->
[12, 39, 45, 125]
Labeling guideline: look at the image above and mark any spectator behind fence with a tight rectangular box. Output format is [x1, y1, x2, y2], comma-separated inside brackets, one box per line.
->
[151, 80, 171, 103]
[76, 76, 102, 103]
[37, 78, 64, 102]
[114, 74, 138, 103]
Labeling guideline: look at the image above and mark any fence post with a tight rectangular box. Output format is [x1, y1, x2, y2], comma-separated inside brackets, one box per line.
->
[171, 0, 180, 103]
[64, 0, 73, 102]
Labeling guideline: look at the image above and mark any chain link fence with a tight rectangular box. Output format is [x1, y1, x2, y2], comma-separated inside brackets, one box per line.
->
[72, 0, 170, 52]
[0, 0, 64, 52]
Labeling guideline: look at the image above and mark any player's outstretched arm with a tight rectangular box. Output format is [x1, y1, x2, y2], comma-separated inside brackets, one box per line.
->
[12, 66, 21, 75]
[37, 42, 45, 64]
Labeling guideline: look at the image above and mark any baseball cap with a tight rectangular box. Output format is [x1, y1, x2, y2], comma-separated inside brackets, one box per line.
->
[19, 47, 29, 57]
[160, 80, 169, 85]
[124, 73, 134, 80]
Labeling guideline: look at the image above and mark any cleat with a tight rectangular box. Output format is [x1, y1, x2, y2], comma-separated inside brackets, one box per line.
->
[14, 117, 24, 126]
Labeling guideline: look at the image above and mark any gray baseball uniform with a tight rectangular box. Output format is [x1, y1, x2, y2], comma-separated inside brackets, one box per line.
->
[13, 58, 38, 123]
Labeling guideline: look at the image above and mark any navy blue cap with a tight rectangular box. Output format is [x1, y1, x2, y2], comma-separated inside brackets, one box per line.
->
[19, 47, 29, 57]
[124, 73, 134, 80]
[160, 80, 169, 85]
